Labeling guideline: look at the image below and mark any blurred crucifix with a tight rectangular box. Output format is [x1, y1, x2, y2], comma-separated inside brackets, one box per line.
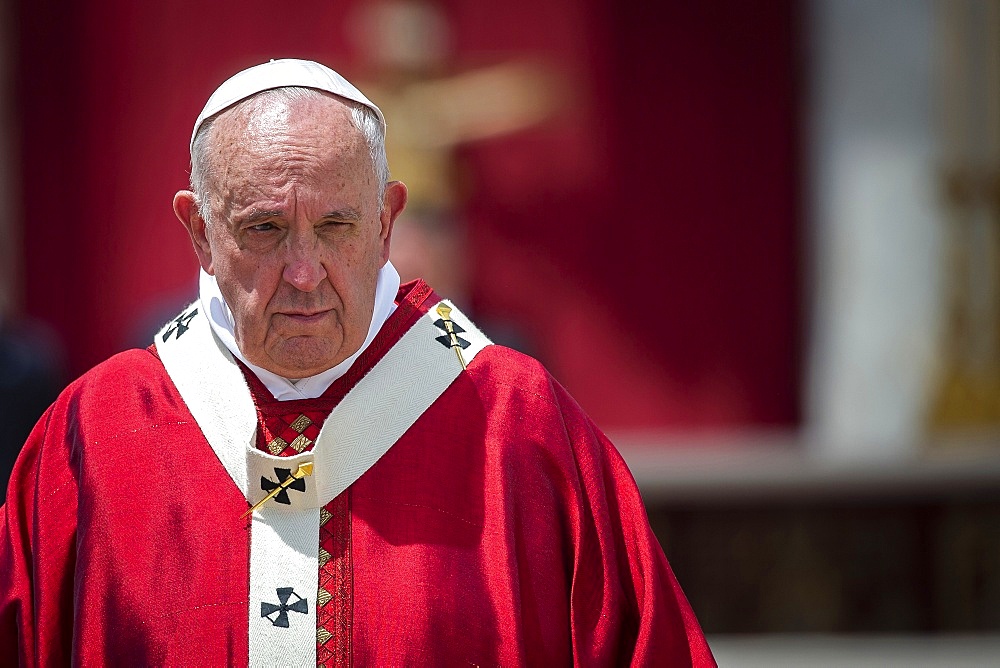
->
[349, 0, 566, 304]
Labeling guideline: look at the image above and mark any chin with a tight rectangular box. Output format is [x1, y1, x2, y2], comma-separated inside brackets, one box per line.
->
[269, 337, 350, 377]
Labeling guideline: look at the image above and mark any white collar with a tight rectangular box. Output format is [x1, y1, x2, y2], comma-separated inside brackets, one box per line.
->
[198, 262, 400, 401]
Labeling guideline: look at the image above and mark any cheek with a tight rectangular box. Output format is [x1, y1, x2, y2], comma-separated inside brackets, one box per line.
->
[218, 262, 277, 321]
[225, 254, 278, 297]
[341, 245, 382, 295]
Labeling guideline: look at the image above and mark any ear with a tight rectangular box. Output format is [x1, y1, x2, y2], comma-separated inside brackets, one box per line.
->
[379, 180, 408, 263]
[173, 190, 214, 274]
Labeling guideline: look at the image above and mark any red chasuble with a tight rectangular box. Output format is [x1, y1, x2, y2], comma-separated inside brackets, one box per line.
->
[0, 281, 715, 666]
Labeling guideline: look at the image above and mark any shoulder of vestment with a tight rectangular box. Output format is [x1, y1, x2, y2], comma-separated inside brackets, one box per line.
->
[45, 347, 182, 433]
[464, 343, 561, 400]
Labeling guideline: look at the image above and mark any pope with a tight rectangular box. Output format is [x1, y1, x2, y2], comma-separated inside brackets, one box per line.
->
[0, 59, 715, 666]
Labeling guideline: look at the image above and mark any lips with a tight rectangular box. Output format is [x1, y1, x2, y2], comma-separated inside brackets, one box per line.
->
[277, 309, 333, 324]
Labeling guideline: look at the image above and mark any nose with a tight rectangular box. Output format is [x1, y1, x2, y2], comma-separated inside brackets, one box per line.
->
[282, 236, 327, 292]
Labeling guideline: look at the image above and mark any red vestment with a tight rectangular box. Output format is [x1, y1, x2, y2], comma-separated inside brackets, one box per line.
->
[0, 281, 715, 666]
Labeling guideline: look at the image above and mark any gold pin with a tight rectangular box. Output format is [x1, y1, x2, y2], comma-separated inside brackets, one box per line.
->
[436, 303, 467, 370]
[241, 461, 314, 519]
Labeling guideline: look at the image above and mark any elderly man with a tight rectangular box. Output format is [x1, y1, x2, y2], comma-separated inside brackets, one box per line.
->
[0, 60, 714, 665]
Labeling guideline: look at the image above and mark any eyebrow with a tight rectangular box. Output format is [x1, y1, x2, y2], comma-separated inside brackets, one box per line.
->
[241, 207, 363, 224]
[323, 208, 362, 221]
[244, 209, 284, 224]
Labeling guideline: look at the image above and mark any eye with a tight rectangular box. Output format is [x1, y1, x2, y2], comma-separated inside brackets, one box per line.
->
[248, 222, 278, 232]
[320, 219, 351, 230]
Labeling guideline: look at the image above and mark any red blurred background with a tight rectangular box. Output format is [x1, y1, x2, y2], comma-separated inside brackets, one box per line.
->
[12, 0, 799, 431]
[11, 1, 1000, 654]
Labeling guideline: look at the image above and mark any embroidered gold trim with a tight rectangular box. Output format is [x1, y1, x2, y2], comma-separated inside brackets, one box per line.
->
[317, 587, 332, 606]
[290, 414, 312, 433]
[319, 547, 331, 567]
[266, 436, 288, 456]
[317, 627, 333, 645]
[289, 433, 312, 453]
[320, 507, 333, 525]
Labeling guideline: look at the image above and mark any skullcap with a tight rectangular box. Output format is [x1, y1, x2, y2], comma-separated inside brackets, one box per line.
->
[190, 58, 384, 150]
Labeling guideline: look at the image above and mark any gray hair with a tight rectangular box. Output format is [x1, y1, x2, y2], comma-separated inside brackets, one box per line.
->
[189, 86, 389, 224]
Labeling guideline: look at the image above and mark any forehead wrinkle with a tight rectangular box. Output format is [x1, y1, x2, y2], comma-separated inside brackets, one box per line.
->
[205, 94, 376, 222]
[217, 175, 289, 225]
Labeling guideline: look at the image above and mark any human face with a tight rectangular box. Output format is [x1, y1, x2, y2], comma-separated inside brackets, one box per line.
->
[175, 93, 405, 378]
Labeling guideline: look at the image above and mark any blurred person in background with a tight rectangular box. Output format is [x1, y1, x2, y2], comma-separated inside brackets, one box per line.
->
[0, 59, 714, 665]
[0, 316, 62, 500]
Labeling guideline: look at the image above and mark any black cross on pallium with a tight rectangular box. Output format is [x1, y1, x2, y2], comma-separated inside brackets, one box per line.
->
[261, 587, 308, 628]
[161, 308, 198, 342]
[261, 467, 307, 505]
[433, 318, 471, 350]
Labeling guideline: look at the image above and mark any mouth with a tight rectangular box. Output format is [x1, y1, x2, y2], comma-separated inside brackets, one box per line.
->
[277, 308, 334, 324]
